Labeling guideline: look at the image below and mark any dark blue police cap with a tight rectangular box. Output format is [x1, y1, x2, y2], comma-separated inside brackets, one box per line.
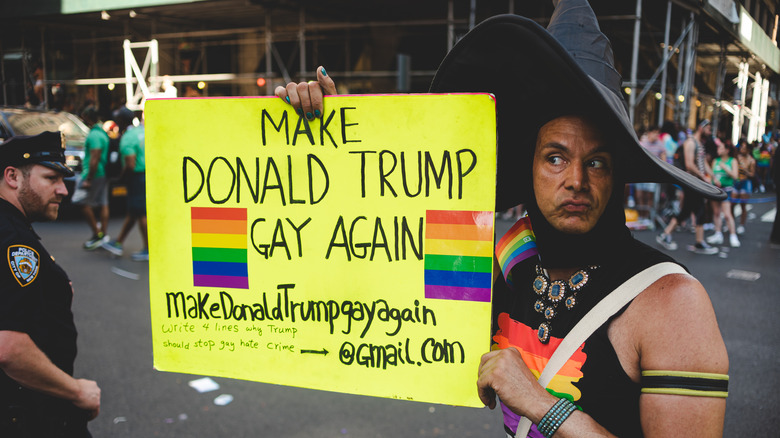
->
[0, 131, 75, 177]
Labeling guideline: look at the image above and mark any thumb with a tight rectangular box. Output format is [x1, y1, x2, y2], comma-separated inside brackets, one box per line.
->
[317, 66, 337, 95]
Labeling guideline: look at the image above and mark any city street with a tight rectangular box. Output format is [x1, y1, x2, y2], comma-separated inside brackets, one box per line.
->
[38, 198, 779, 437]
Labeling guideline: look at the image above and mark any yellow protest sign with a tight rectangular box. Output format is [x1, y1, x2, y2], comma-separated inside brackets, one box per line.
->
[145, 94, 496, 407]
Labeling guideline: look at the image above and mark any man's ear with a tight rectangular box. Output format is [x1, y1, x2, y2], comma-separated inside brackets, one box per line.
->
[3, 166, 22, 189]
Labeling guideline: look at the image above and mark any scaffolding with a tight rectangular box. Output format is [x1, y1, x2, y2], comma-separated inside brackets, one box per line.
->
[1, 0, 776, 136]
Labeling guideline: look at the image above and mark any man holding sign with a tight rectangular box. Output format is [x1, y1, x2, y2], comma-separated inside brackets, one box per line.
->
[278, 1, 728, 437]
[145, 77, 498, 405]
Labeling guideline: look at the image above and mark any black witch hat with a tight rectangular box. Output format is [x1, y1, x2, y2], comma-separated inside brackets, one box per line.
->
[429, 0, 726, 210]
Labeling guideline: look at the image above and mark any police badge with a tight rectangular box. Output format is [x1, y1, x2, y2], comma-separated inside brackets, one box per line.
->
[8, 245, 40, 287]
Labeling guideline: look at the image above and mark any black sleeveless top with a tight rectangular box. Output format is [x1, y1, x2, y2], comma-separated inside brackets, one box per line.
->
[492, 235, 681, 437]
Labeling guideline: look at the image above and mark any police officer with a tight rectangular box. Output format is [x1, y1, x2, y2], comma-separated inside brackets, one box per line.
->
[0, 132, 100, 437]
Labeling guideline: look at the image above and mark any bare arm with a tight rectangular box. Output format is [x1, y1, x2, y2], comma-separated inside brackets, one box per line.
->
[87, 148, 101, 179]
[0, 330, 100, 419]
[684, 139, 708, 181]
[124, 154, 136, 172]
[622, 274, 728, 437]
[703, 158, 714, 183]
[709, 158, 735, 187]
[479, 273, 727, 437]
[724, 158, 739, 180]
[79, 146, 102, 188]
[478, 348, 616, 437]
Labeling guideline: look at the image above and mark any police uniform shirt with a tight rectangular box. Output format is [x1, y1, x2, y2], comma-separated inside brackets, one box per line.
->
[0, 197, 78, 395]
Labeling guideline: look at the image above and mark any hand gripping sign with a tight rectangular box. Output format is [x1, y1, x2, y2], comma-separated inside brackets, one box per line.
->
[145, 94, 496, 407]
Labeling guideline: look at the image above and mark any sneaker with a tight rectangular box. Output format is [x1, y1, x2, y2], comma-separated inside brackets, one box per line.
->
[83, 233, 109, 250]
[656, 233, 678, 250]
[131, 250, 149, 262]
[706, 232, 723, 245]
[102, 240, 124, 256]
[729, 234, 741, 248]
[737, 225, 745, 235]
[689, 242, 718, 255]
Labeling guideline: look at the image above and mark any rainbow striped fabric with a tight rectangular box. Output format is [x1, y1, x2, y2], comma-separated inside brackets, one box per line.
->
[191, 207, 249, 289]
[492, 312, 586, 436]
[423, 210, 494, 302]
[495, 216, 538, 285]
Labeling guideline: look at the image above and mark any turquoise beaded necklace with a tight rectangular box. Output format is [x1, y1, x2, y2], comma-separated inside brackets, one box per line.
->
[532, 264, 599, 343]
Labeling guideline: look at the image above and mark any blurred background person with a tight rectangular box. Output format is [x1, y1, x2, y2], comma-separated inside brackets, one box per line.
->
[706, 138, 739, 247]
[657, 120, 717, 254]
[77, 106, 110, 250]
[660, 121, 679, 165]
[754, 142, 771, 192]
[635, 126, 666, 224]
[732, 141, 755, 235]
[102, 109, 148, 261]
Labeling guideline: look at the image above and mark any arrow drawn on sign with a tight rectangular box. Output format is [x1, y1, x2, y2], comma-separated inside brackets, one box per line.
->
[300, 348, 329, 356]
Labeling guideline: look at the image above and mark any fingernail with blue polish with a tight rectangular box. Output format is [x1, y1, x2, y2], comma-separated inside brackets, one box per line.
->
[314, 110, 321, 118]
[306, 112, 314, 120]
[297, 108, 303, 116]
[285, 96, 290, 104]
[321, 67, 328, 77]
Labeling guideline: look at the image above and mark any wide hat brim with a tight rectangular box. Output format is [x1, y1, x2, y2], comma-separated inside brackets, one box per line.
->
[429, 14, 726, 211]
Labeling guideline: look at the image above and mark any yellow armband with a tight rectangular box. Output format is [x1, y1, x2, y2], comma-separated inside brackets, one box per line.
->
[641, 370, 728, 398]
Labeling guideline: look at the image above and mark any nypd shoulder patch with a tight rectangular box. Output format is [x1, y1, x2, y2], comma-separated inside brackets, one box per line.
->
[8, 245, 40, 287]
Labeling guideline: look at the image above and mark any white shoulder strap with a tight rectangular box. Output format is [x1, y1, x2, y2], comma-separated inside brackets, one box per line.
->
[515, 262, 687, 437]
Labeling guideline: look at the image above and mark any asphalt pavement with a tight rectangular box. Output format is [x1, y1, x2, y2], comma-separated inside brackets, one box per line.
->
[32, 196, 779, 437]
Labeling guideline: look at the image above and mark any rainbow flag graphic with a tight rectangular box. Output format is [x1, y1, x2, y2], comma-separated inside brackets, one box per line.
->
[495, 216, 538, 285]
[191, 207, 249, 289]
[423, 210, 494, 302]
[492, 312, 586, 436]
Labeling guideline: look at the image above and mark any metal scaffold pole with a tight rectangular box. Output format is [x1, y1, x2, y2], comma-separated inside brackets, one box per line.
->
[657, 0, 672, 126]
[629, 0, 642, 125]
[678, 13, 698, 127]
[674, 17, 684, 125]
[712, 42, 727, 137]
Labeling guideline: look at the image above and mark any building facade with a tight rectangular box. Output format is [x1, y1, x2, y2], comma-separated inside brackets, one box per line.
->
[1, 0, 778, 139]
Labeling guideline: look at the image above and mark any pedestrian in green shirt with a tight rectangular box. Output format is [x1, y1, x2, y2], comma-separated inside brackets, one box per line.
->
[102, 107, 148, 261]
[77, 106, 111, 250]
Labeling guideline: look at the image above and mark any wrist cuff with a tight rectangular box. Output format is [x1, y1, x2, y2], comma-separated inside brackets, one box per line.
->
[537, 398, 577, 438]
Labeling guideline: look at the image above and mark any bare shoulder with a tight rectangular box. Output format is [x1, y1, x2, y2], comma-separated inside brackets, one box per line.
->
[623, 273, 728, 374]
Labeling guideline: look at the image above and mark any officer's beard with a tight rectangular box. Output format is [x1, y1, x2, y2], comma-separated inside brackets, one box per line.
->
[19, 177, 61, 222]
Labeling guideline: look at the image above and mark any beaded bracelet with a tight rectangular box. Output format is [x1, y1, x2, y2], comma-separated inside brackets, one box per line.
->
[537, 398, 577, 438]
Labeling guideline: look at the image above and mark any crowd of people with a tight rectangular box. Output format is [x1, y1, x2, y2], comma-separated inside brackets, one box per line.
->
[650, 120, 777, 253]
[73, 105, 148, 261]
